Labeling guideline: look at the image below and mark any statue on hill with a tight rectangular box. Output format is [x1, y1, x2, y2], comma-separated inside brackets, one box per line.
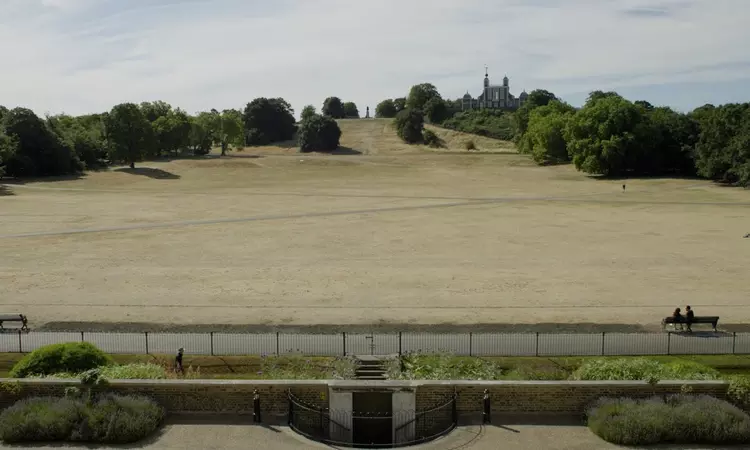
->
[365, 106, 370, 119]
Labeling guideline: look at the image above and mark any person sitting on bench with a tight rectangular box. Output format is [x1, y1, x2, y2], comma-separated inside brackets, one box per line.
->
[685, 306, 695, 332]
[672, 308, 685, 331]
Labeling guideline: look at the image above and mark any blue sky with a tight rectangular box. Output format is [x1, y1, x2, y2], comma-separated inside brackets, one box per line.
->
[1, 0, 749, 117]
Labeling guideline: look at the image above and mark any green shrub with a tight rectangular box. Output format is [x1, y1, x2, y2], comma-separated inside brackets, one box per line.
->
[422, 129, 444, 148]
[586, 395, 750, 446]
[10, 342, 113, 378]
[0, 395, 164, 444]
[570, 358, 718, 382]
[464, 140, 476, 150]
[298, 114, 341, 152]
[0, 397, 82, 443]
[442, 110, 515, 141]
[99, 364, 167, 380]
[394, 108, 424, 144]
[395, 354, 504, 380]
[727, 375, 750, 410]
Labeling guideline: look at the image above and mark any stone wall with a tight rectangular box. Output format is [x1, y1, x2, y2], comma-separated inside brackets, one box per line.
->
[0, 379, 729, 419]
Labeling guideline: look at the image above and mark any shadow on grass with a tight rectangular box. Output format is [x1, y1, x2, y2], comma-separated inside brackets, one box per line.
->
[1, 173, 88, 185]
[589, 173, 705, 183]
[114, 167, 181, 180]
[0, 184, 14, 196]
[331, 146, 362, 155]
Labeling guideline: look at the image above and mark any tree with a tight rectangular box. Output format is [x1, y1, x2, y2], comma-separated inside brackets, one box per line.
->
[525, 89, 558, 109]
[139, 101, 173, 123]
[0, 105, 8, 124]
[3, 107, 80, 177]
[0, 131, 17, 178]
[242, 97, 296, 145]
[298, 114, 342, 152]
[393, 108, 424, 144]
[564, 95, 645, 176]
[188, 112, 216, 155]
[153, 109, 191, 156]
[106, 103, 151, 169]
[322, 97, 346, 119]
[375, 99, 397, 118]
[47, 114, 109, 169]
[693, 103, 750, 186]
[393, 98, 407, 113]
[519, 101, 576, 164]
[343, 102, 359, 118]
[586, 91, 621, 106]
[216, 109, 244, 155]
[514, 89, 560, 140]
[301, 105, 317, 122]
[406, 83, 441, 112]
[423, 97, 449, 124]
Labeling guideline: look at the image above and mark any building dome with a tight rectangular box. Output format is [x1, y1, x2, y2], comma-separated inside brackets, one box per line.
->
[520, 90, 528, 99]
[463, 92, 472, 99]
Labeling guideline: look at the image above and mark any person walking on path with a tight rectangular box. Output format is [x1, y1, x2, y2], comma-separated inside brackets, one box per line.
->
[175, 348, 184, 375]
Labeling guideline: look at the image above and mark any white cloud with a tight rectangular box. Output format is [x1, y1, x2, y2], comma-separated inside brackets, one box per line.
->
[0, 0, 748, 116]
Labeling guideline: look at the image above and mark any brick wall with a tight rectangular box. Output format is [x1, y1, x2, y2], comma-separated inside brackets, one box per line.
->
[0, 379, 328, 420]
[0, 379, 729, 418]
[415, 380, 729, 414]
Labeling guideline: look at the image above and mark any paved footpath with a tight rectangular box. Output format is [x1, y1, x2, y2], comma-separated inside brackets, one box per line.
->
[1, 418, 744, 449]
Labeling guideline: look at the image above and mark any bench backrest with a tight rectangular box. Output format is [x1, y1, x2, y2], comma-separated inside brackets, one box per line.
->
[0, 314, 25, 321]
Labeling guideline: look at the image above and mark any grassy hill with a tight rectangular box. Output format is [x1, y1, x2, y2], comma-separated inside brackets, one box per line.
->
[233, 118, 516, 155]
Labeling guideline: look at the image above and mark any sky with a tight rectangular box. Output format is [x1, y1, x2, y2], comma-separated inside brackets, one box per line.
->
[1, 0, 749, 118]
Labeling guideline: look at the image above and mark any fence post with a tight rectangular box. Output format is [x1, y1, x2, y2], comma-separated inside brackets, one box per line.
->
[733, 332, 737, 354]
[342, 332, 347, 357]
[535, 332, 539, 357]
[288, 392, 293, 426]
[667, 331, 671, 355]
[482, 389, 491, 424]
[145, 332, 149, 354]
[17, 330, 22, 353]
[469, 332, 473, 357]
[276, 332, 280, 356]
[210, 332, 214, 356]
[601, 332, 606, 356]
[398, 332, 402, 357]
[80, 331, 85, 342]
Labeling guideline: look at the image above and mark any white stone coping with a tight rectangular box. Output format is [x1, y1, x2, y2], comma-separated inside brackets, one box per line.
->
[0, 378, 729, 388]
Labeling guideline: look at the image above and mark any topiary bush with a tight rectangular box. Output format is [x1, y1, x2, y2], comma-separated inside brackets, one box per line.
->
[10, 342, 113, 378]
[570, 358, 719, 382]
[586, 395, 750, 446]
[0, 395, 164, 444]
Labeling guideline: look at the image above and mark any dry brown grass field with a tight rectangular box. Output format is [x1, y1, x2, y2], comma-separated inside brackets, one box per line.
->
[1, 119, 749, 332]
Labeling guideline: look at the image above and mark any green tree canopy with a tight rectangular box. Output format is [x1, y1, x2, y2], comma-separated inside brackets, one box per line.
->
[216, 108, 244, 155]
[139, 101, 173, 123]
[393, 108, 424, 144]
[564, 95, 646, 176]
[298, 114, 342, 152]
[375, 99, 397, 118]
[3, 107, 80, 177]
[300, 105, 317, 122]
[242, 97, 296, 145]
[519, 101, 576, 164]
[153, 109, 191, 156]
[106, 103, 151, 168]
[406, 83, 441, 112]
[322, 97, 346, 119]
[514, 89, 559, 140]
[423, 97, 449, 124]
[693, 103, 750, 186]
[393, 97, 407, 113]
[343, 102, 359, 118]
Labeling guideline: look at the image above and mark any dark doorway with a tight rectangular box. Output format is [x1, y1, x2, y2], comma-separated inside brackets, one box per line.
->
[352, 392, 393, 447]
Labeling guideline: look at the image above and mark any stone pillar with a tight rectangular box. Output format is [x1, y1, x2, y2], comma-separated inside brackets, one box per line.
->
[392, 390, 416, 444]
[328, 389, 353, 443]
[365, 106, 370, 118]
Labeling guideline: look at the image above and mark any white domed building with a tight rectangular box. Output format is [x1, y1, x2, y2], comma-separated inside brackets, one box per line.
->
[461, 68, 528, 111]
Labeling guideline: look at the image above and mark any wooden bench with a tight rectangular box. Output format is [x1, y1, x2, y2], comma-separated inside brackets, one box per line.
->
[661, 316, 719, 332]
[0, 314, 28, 331]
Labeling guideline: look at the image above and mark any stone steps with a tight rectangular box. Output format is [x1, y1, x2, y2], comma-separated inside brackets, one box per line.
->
[354, 356, 388, 380]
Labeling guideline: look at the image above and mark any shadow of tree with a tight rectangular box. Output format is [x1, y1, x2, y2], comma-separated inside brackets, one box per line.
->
[114, 167, 181, 180]
[332, 146, 362, 155]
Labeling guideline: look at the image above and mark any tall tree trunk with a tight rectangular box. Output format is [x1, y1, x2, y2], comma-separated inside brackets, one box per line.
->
[129, 161, 135, 169]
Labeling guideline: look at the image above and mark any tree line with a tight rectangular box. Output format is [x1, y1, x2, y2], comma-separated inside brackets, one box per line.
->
[378, 83, 750, 187]
[0, 96, 369, 178]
